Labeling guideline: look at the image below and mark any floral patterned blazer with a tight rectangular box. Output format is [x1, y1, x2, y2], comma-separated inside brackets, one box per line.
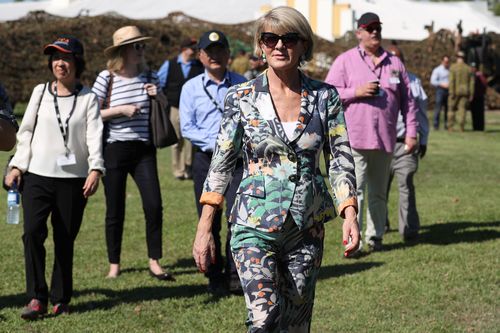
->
[200, 71, 357, 232]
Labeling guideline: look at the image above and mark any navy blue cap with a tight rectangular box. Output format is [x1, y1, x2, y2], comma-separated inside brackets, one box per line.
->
[44, 35, 84, 56]
[198, 30, 229, 50]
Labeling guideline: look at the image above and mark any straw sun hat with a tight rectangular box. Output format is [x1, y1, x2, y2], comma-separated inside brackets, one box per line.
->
[104, 26, 152, 57]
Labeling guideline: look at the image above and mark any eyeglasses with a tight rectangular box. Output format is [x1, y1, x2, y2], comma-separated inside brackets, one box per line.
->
[133, 42, 146, 51]
[362, 25, 382, 33]
[260, 32, 302, 49]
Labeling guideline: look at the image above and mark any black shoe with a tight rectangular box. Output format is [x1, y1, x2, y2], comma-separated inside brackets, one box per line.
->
[367, 238, 383, 252]
[228, 277, 243, 295]
[403, 233, 419, 244]
[52, 303, 70, 316]
[149, 269, 176, 281]
[207, 279, 229, 296]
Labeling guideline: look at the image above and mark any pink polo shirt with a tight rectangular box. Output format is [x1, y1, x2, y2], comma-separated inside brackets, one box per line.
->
[325, 46, 418, 153]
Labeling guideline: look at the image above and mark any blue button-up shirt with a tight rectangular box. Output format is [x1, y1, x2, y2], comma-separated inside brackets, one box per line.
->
[157, 54, 197, 89]
[430, 64, 449, 88]
[179, 70, 247, 152]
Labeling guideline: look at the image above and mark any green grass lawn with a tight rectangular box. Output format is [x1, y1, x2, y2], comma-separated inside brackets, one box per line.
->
[0, 111, 498, 332]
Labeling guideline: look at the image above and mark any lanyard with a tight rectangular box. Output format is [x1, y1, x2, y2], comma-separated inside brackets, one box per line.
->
[53, 82, 78, 154]
[358, 47, 383, 80]
[202, 74, 231, 113]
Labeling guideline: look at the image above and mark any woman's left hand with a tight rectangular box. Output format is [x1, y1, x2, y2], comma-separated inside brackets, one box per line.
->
[144, 83, 157, 97]
[82, 170, 101, 198]
[342, 206, 360, 257]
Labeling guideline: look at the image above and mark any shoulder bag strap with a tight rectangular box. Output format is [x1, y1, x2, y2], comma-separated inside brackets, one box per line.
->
[30, 82, 47, 144]
[105, 72, 114, 109]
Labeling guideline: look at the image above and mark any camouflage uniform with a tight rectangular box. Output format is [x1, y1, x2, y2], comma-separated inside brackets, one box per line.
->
[447, 62, 475, 131]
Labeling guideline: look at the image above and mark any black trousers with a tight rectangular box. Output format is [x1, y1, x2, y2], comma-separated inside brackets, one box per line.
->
[192, 150, 243, 281]
[22, 173, 87, 305]
[471, 97, 485, 131]
[103, 141, 163, 264]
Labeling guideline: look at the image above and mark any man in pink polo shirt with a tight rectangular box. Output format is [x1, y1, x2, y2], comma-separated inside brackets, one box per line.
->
[325, 12, 418, 253]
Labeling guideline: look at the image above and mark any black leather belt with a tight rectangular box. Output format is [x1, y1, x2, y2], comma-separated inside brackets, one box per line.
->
[396, 137, 405, 143]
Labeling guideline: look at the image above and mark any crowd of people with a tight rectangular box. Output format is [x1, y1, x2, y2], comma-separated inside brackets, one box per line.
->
[0, 5, 490, 332]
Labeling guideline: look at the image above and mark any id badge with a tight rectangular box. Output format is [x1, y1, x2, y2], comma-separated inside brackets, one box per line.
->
[389, 77, 400, 84]
[57, 153, 76, 166]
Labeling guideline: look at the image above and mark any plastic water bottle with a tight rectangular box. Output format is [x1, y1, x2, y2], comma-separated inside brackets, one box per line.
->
[6, 182, 20, 225]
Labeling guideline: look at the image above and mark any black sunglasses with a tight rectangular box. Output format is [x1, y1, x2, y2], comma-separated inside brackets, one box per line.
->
[133, 42, 146, 51]
[260, 32, 302, 49]
[363, 25, 382, 33]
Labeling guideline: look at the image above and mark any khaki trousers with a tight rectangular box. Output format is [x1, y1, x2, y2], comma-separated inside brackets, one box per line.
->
[352, 149, 392, 243]
[170, 106, 193, 178]
[448, 95, 468, 131]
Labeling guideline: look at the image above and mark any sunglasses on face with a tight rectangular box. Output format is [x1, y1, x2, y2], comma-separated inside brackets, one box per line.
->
[133, 42, 146, 51]
[363, 25, 382, 33]
[52, 53, 74, 62]
[260, 32, 302, 49]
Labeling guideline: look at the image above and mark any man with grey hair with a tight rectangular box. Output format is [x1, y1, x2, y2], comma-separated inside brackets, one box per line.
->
[180, 30, 246, 294]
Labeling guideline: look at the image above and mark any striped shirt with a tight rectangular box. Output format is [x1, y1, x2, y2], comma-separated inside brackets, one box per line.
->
[92, 70, 159, 143]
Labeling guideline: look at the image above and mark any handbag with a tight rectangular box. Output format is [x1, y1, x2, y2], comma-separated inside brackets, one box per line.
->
[147, 71, 178, 148]
[101, 72, 113, 147]
[3, 82, 47, 191]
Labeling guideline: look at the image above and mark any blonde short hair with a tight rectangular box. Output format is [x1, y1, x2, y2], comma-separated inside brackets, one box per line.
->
[106, 45, 147, 73]
[253, 6, 314, 62]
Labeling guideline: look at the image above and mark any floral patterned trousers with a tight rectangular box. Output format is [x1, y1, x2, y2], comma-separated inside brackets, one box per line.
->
[230, 217, 325, 333]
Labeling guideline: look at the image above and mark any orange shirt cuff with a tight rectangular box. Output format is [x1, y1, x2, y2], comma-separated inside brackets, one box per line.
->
[200, 192, 225, 208]
[338, 198, 358, 218]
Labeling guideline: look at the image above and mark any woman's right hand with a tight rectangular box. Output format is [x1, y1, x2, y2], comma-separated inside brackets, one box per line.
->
[193, 205, 217, 273]
[121, 104, 140, 118]
[5, 168, 22, 189]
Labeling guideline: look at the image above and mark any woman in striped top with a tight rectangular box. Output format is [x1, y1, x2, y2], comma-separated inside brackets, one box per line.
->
[92, 26, 174, 281]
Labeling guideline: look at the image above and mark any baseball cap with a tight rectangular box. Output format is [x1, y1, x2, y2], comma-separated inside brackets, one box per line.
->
[358, 12, 382, 28]
[198, 30, 229, 50]
[44, 35, 84, 56]
[181, 37, 197, 49]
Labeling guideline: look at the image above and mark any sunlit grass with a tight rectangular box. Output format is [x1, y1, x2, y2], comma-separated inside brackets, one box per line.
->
[0, 110, 498, 332]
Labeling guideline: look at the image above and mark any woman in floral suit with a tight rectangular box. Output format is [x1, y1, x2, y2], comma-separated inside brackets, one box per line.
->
[193, 6, 360, 332]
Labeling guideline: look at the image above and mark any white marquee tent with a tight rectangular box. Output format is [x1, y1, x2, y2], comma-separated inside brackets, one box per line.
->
[0, 0, 498, 41]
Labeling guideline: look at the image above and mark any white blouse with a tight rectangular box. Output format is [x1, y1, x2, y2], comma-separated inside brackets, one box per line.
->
[10, 83, 105, 178]
[281, 121, 298, 141]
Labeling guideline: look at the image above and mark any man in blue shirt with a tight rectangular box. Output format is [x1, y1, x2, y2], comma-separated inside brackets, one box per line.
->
[158, 38, 204, 180]
[430, 55, 450, 130]
[179, 30, 246, 294]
